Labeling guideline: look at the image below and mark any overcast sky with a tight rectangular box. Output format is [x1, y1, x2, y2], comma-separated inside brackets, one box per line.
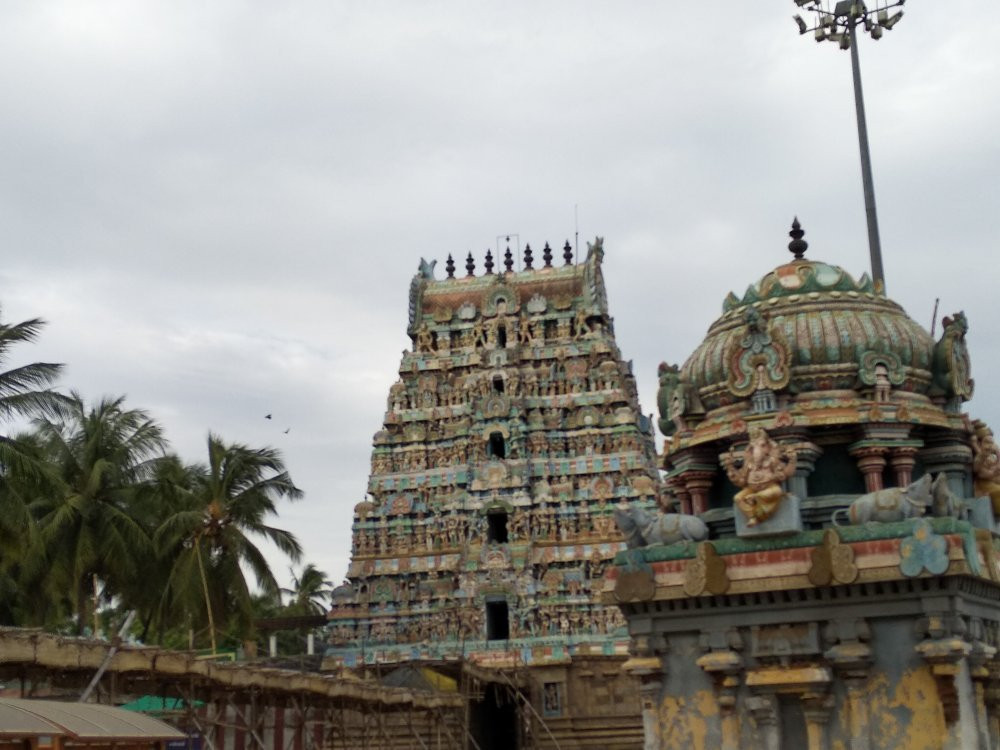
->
[1, 2, 997, 589]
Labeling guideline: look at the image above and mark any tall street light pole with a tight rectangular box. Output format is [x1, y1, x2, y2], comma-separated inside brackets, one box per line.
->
[793, 0, 905, 295]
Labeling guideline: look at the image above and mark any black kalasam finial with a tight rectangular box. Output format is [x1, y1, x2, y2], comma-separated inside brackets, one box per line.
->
[484, 249, 494, 274]
[524, 243, 534, 270]
[542, 242, 553, 267]
[466, 252, 475, 277]
[445, 254, 455, 279]
[504, 243, 514, 272]
[563, 240, 573, 265]
[788, 217, 808, 260]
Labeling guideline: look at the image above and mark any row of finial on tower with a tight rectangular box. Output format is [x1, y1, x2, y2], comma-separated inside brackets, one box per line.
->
[443, 240, 575, 279]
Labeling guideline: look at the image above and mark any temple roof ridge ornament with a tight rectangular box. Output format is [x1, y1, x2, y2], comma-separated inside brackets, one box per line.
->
[721, 222, 876, 313]
[788, 216, 808, 259]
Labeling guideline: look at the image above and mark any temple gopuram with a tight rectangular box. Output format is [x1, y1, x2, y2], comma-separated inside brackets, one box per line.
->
[325, 239, 662, 748]
[607, 221, 1000, 750]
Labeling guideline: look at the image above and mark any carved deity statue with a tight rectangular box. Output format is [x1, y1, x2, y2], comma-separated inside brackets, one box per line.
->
[415, 323, 435, 352]
[932, 311, 974, 402]
[721, 426, 797, 526]
[972, 421, 1000, 514]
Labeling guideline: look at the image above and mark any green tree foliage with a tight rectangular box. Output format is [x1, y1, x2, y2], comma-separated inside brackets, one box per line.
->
[27, 393, 166, 633]
[155, 434, 303, 651]
[0, 311, 66, 626]
[281, 563, 333, 616]
[0, 306, 308, 652]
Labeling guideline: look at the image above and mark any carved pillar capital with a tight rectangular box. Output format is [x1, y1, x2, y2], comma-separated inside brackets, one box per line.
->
[848, 444, 888, 493]
[666, 476, 692, 515]
[683, 471, 715, 515]
[889, 445, 920, 488]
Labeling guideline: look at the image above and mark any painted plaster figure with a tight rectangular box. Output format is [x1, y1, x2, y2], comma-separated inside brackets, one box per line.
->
[721, 426, 797, 526]
[972, 421, 1000, 513]
[614, 503, 709, 548]
[833, 474, 933, 525]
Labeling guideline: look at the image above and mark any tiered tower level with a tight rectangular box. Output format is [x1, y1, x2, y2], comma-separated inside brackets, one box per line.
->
[326, 238, 661, 675]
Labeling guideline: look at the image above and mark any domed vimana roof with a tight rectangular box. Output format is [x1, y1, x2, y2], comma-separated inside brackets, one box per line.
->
[659, 220, 973, 452]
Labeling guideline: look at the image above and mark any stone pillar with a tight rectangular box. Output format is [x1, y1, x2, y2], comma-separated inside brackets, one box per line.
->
[967, 625, 997, 750]
[639, 676, 664, 750]
[790, 440, 822, 500]
[915, 636, 979, 750]
[664, 448, 717, 515]
[696, 649, 743, 750]
[802, 693, 833, 750]
[889, 446, 920, 488]
[623, 634, 666, 750]
[920, 431, 974, 498]
[684, 471, 715, 515]
[746, 694, 779, 750]
[667, 478, 692, 516]
[985, 658, 1000, 750]
[825, 639, 873, 750]
[848, 445, 888, 493]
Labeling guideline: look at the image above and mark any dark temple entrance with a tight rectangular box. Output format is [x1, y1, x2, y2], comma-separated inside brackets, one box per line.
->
[470, 683, 519, 750]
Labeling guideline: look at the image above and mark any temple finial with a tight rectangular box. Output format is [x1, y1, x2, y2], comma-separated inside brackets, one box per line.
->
[542, 242, 553, 267]
[484, 250, 494, 275]
[465, 252, 475, 277]
[563, 240, 573, 265]
[524, 243, 534, 270]
[503, 243, 514, 272]
[445, 254, 455, 279]
[788, 217, 808, 260]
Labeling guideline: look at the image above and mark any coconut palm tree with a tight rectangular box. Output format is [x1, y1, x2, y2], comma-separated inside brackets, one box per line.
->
[28, 393, 166, 632]
[0, 310, 66, 624]
[281, 563, 333, 616]
[156, 433, 303, 652]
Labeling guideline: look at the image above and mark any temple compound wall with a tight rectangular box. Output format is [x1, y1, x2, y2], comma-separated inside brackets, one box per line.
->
[325, 239, 663, 748]
[607, 223, 1000, 750]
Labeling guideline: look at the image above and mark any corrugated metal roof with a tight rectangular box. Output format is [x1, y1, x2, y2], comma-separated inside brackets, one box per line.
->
[0, 699, 185, 740]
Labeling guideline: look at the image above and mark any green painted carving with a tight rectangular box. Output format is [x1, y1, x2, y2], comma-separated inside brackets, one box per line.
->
[656, 362, 680, 436]
[724, 308, 791, 397]
[722, 259, 875, 313]
[857, 347, 904, 387]
[899, 519, 950, 577]
[931, 311, 974, 401]
[482, 284, 518, 317]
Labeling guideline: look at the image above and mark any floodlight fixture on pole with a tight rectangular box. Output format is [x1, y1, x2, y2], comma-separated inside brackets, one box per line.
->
[792, 0, 905, 295]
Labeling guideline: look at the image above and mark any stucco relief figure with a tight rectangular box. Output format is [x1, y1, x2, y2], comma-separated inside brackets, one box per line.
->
[832, 474, 933, 525]
[721, 426, 796, 526]
[972, 421, 1000, 514]
[471, 318, 487, 349]
[656, 362, 680, 437]
[415, 324, 435, 352]
[932, 311, 974, 401]
[725, 307, 791, 398]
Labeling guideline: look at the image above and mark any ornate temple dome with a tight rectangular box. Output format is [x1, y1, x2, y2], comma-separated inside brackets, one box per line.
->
[680, 221, 936, 412]
[656, 220, 974, 464]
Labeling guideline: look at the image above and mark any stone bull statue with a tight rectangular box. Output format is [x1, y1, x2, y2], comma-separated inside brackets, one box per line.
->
[614, 504, 709, 549]
[833, 474, 934, 525]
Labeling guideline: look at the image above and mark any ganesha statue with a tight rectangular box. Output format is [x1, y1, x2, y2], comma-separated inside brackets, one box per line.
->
[720, 426, 797, 527]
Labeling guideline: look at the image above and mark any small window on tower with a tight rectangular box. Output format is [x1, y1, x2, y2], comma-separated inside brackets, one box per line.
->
[488, 432, 506, 459]
[487, 512, 508, 543]
[486, 599, 509, 641]
[493, 376, 505, 394]
[497, 325, 507, 348]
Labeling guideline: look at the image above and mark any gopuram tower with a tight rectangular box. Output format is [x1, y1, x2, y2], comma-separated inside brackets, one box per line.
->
[325, 238, 661, 748]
